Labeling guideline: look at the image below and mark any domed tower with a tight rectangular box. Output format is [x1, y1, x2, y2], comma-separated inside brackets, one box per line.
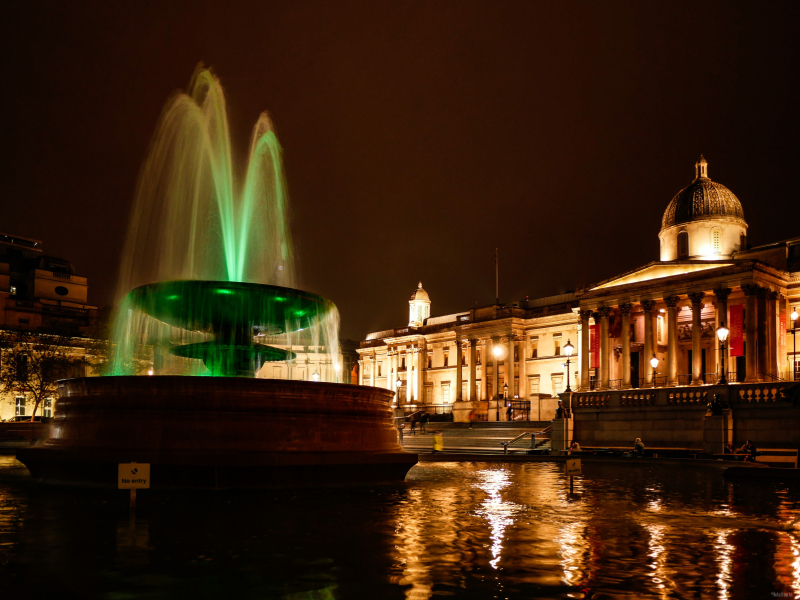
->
[408, 282, 431, 327]
[659, 156, 748, 261]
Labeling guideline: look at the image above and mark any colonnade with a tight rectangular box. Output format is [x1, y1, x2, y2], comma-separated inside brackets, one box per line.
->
[579, 284, 783, 391]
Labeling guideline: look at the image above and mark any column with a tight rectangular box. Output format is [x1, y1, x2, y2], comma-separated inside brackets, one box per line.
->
[492, 340, 499, 401]
[597, 307, 611, 389]
[455, 338, 463, 401]
[481, 339, 490, 400]
[370, 356, 376, 387]
[417, 344, 424, 404]
[757, 287, 769, 380]
[468, 339, 477, 401]
[620, 303, 632, 388]
[406, 347, 414, 401]
[714, 288, 732, 382]
[358, 359, 364, 386]
[519, 335, 527, 399]
[742, 284, 760, 382]
[768, 290, 779, 378]
[665, 295, 680, 386]
[580, 310, 592, 390]
[504, 336, 514, 406]
[642, 300, 656, 386]
[688, 292, 705, 385]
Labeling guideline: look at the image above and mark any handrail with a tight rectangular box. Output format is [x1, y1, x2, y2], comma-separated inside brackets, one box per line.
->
[505, 431, 531, 446]
[758, 371, 786, 382]
[404, 409, 424, 422]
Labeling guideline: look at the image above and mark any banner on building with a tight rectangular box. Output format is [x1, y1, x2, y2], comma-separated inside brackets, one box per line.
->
[590, 324, 599, 368]
[780, 308, 786, 367]
[730, 304, 744, 357]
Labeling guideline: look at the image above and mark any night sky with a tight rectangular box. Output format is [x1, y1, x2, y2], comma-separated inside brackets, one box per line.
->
[4, 1, 799, 339]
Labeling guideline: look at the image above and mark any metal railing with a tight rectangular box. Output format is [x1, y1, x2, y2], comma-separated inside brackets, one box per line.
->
[758, 371, 786, 382]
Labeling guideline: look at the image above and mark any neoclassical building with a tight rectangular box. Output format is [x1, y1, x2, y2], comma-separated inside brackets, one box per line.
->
[358, 283, 580, 422]
[578, 157, 798, 391]
[357, 157, 799, 421]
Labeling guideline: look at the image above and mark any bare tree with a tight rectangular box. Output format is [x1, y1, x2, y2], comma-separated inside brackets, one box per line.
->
[0, 328, 86, 421]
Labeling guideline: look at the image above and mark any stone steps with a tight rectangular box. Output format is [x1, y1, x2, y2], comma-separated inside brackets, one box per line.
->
[400, 427, 551, 453]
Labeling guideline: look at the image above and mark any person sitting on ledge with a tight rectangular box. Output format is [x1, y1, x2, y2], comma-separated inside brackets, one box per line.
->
[740, 440, 758, 462]
[634, 438, 645, 457]
[724, 443, 735, 454]
[569, 440, 581, 454]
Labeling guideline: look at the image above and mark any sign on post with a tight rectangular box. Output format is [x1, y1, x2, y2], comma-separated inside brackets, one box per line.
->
[566, 458, 582, 476]
[118, 463, 150, 489]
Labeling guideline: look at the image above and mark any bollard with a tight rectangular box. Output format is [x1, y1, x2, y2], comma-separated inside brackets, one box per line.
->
[503, 442, 508, 455]
[530, 433, 536, 449]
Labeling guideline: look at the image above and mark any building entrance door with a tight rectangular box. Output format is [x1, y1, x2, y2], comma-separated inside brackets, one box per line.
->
[630, 352, 640, 388]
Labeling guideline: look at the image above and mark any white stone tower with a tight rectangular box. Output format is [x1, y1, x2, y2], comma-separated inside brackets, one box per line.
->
[408, 282, 431, 327]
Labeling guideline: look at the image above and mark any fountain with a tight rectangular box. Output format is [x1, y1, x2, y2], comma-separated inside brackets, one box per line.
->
[16, 67, 416, 488]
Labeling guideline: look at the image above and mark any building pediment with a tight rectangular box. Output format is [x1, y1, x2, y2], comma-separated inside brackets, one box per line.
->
[590, 261, 735, 291]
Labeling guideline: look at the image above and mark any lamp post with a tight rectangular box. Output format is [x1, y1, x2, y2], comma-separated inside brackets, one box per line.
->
[563, 339, 574, 392]
[792, 308, 798, 381]
[650, 354, 660, 387]
[716, 323, 729, 385]
[499, 382, 508, 421]
[311, 371, 320, 382]
[395, 377, 402, 405]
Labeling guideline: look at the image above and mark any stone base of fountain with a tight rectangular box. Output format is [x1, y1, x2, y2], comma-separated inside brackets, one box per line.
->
[16, 376, 417, 489]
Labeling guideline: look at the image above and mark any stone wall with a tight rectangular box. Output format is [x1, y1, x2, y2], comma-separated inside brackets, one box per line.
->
[563, 382, 800, 451]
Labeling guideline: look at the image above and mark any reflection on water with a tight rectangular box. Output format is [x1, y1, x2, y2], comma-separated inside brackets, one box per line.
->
[3, 456, 800, 599]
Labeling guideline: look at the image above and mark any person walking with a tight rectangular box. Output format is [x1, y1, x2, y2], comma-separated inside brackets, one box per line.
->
[410, 418, 416, 436]
[433, 431, 444, 454]
[420, 412, 428, 434]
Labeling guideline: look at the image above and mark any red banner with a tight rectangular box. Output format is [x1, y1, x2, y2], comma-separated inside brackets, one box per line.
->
[780, 308, 786, 368]
[590, 324, 599, 368]
[730, 304, 744, 357]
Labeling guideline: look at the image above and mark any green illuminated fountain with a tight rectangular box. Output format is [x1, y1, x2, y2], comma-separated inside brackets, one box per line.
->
[110, 66, 340, 378]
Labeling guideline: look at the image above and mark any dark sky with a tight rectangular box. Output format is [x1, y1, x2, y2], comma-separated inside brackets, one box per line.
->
[4, 1, 799, 339]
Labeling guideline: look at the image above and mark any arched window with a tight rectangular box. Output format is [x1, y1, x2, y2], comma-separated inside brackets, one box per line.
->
[677, 231, 689, 259]
[711, 228, 721, 254]
[739, 231, 746, 251]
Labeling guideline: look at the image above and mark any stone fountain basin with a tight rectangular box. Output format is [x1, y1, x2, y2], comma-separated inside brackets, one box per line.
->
[16, 376, 417, 489]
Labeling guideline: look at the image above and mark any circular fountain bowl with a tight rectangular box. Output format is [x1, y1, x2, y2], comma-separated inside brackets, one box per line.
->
[128, 280, 334, 334]
[16, 376, 417, 489]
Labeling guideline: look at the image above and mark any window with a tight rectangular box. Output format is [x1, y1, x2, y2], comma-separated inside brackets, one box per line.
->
[657, 315, 664, 344]
[678, 231, 689, 258]
[528, 375, 540, 395]
[43, 398, 53, 418]
[553, 335, 562, 356]
[711, 228, 721, 254]
[443, 353, 449, 368]
[476, 350, 481, 365]
[551, 375, 563, 397]
[441, 382, 451, 404]
[463, 352, 467, 365]
[424, 384, 433, 403]
[402, 357, 406, 369]
[15, 396, 26, 416]
[16, 355, 28, 380]
[739, 232, 746, 251]
[428, 356, 432, 369]
[18, 318, 28, 325]
[378, 364, 382, 377]
[530, 339, 539, 358]
[513, 346, 519, 361]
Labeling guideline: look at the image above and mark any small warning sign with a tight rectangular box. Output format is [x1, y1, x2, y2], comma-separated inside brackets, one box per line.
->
[566, 458, 582, 476]
[118, 463, 150, 489]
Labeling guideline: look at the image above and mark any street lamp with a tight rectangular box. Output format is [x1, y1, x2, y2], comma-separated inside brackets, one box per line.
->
[716, 323, 730, 385]
[563, 339, 574, 392]
[311, 371, 320, 382]
[650, 354, 660, 388]
[498, 382, 508, 421]
[792, 308, 798, 381]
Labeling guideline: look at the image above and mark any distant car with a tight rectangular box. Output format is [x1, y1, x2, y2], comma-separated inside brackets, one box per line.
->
[2, 416, 46, 423]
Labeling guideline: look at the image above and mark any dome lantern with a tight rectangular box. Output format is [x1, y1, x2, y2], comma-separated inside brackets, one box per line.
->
[408, 282, 431, 327]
